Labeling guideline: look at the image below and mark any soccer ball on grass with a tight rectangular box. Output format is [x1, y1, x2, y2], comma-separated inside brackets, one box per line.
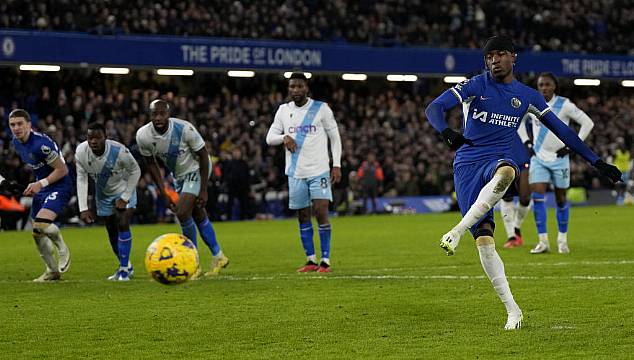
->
[145, 233, 199, 285]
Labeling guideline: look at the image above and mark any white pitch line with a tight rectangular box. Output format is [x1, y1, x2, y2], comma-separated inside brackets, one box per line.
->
[0, 274, 632, 284]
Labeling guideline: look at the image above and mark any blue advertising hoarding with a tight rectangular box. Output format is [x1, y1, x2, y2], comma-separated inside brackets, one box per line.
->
[1, 30, 633, 78]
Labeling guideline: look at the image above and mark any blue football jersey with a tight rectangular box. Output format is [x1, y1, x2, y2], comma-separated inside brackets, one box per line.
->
[450, 72, 549, 166]
[12, 131, 72, 189]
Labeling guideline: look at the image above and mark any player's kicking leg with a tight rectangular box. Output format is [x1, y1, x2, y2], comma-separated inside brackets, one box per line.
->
[441, 165, 516, 255]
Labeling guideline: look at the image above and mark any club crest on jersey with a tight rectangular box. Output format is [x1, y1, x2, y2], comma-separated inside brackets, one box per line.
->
[41, 145, 51, 154]
[511, 97, 521, 108]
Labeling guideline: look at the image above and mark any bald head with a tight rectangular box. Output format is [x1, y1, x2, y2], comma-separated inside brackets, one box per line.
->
[149, 99, 170, 112]
[149, 99, 171, 134]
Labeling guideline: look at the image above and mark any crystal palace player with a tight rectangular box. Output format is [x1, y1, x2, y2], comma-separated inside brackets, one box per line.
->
[136, 100, 228, 277]
[520, 73, 595, 254]
[266, 72, 342, 273]
[9, 109, 73, 282]
[425, 36, 621, 330]
[76, 122, 141, 281]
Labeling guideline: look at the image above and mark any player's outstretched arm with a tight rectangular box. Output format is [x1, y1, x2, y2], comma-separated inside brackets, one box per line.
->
[24, 156, 68, 196]
[539, 110, 621, 183]
[425, 90, 472, 150]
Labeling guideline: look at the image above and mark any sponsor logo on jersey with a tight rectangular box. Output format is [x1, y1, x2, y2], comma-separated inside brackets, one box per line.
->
[288, 125, 317, 135]
[472, 108, 521, 127]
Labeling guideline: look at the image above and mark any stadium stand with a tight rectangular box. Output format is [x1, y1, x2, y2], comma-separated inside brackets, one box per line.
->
[1, 0, 631, 53]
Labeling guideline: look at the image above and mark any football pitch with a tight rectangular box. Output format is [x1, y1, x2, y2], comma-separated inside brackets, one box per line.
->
[1, 206, 633, 359]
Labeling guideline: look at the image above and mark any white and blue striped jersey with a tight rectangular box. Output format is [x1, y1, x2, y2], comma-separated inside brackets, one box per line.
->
[75, 140, 141, 212]
[520, 95, 594, 162]
[136, 117, 206, 179]
[266, 98, 342, 179]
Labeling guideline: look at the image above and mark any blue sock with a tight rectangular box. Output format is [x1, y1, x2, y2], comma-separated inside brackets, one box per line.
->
[556, 202, 569, 233]
[299, 222, 315, 258]
[108, 233, 119, 260]
[118, 230, 132, 268]
[532, 192, 547, 234]
[318, 223, 332, 260]
[196, 218, 220, 256]
[181, 218, 198, 247]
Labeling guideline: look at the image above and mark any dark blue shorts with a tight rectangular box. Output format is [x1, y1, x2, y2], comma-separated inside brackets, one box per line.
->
[454, 158, 519, 236]
[31, 186, 72, 219]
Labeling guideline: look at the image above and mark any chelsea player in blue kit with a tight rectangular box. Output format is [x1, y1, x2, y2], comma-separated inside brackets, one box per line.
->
[9, 109, 73, 282]
[425, 36, 622, 330]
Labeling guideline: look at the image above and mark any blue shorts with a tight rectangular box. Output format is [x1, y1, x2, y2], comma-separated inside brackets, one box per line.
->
[288, 171, 333, 210]
[31, 187, 72, 219]
[454, 158, 518, 236]
[529, 156, 570, 188]
[96, 190, 137, 217]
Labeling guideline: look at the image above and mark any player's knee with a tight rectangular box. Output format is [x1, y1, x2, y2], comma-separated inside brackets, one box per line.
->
[495, 165, 516, 184]
[32, 218, 52, 238]
[175, 209, 191, 221]
[475, 234, 495, 246]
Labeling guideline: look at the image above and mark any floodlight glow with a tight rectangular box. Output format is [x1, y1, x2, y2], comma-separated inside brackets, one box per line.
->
[573, 78, 600, 86]
[19, 64, 61, 72]
[99, 67, 130, 75]
[443, 76, 466, 83]
[156, 69, 194, 76]
[284, 72, 312, 79]
[227, 70, 255, 78]
[342, 73, 367, 81]
[387, 74, 418, 82]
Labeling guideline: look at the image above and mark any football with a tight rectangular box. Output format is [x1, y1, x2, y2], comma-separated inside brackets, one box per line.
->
[144, 233, 199, 285]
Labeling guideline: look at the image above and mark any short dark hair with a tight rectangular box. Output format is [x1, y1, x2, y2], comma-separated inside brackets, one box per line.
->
[289, 72, 308, 82]
[8, 109, 31, 122]
[87, 122, 106, 133]
[537, 72, 558, 90]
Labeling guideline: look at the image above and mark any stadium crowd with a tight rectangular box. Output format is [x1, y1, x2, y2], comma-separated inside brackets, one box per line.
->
[0, 68, 632, 227]
[1, 0, 631, 54]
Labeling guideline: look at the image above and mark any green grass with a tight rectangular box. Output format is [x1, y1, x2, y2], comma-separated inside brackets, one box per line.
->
[1, 206, 633, 359]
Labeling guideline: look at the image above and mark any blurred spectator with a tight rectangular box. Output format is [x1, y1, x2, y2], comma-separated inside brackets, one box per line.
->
[357, 152, 384, 214]
[223, 146, 251, 220]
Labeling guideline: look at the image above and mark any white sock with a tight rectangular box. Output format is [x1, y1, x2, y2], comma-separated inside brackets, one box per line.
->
[538, 233, 549, 245]
[515, 201, 532, 229]
[454, 170, 515, 234]
[477, 243, 520, 314]
[557, 232, 568, 244]
[321, 257, 330, 265]
[34, 235, 59, 272]
[213, 250, 224, 259]
[307, 255, 317, 263]
[499, 200, 516, 239]
[43, 223, 68, 255]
